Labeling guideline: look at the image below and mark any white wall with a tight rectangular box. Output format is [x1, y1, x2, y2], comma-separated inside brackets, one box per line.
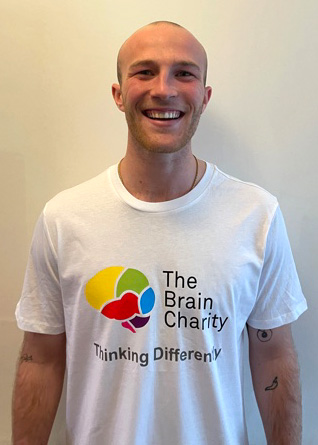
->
[1, 1, 317, 443]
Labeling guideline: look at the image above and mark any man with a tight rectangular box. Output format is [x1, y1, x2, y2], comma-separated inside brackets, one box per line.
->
[13, 21, 307, 444]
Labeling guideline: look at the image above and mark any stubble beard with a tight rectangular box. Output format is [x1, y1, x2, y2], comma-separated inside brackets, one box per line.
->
[125, 106, 203, 154]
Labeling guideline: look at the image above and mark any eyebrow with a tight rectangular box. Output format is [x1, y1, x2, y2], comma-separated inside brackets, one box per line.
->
[128, 59, 202, 72]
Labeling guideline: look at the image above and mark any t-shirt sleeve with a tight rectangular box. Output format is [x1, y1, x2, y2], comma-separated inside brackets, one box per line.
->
[15, 210, 65, 334]
[247, 205, 307, 329]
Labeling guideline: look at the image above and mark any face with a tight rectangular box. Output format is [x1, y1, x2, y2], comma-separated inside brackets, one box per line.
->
[112, 24, 212, 154]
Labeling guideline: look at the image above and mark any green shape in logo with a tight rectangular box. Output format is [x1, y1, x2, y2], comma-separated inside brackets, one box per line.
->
[116, 268, 149, 298]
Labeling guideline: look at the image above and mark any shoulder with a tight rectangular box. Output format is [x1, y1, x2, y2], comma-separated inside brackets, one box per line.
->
[212, 165, 278, 205]
[43, 168, 112, 220]
[209, 164, 278, 218]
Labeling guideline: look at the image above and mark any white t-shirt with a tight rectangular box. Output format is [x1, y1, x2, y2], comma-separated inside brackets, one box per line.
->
[16, 163, 307, 445]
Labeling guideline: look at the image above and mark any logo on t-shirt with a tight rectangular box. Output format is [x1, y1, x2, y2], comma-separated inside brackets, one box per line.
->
[85, 266, 155, 333]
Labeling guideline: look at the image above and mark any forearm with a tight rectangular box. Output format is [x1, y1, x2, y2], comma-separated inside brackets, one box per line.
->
[12, 358, 65, 445]
[250, 347, 302, 444]
[12, 333, 66, 445]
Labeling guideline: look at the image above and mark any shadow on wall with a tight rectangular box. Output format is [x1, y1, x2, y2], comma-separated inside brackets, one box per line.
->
[193, 109, 265, 186]
[0, 152, 28, 316]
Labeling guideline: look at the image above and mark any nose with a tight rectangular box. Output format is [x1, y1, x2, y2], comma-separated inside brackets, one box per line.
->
[150, 72, 177, 100]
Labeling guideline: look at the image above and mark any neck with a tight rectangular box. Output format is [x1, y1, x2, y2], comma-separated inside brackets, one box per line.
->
[118, 149, 206, 202]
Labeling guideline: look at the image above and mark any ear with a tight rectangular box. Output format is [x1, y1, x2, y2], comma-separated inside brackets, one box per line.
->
[201, 86, 212, 114]
[112, 83, 125, 112]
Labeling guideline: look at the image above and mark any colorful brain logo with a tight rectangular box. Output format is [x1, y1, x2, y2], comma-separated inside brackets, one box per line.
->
[85, 267, 155, 333]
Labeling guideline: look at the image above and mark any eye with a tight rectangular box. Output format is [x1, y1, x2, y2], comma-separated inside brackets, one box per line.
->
[179, 71, 191, 76]
[137, 69, 154, 76]
[176, 71, 194, 78]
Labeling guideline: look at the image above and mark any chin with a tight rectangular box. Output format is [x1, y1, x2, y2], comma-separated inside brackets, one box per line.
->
[143, 144, 186, 154]
[133, 133, 192, 154]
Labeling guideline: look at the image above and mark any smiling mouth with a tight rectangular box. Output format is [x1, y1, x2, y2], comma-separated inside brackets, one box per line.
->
[143, 110, 184, 120]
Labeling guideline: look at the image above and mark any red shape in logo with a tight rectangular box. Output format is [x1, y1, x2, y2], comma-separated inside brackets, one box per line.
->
[101, 292, 140, 320]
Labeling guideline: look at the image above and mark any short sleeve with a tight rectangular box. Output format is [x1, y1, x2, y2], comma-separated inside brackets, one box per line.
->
[247, 206, 307, 329]
[15, 211, 65, 334]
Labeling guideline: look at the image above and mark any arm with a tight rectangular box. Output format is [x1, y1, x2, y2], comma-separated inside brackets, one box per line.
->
[12, 331, 66, 445]
[247, 323, 302, 445]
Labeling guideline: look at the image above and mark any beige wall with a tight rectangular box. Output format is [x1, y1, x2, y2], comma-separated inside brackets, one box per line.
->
[1, 1, 317, 443]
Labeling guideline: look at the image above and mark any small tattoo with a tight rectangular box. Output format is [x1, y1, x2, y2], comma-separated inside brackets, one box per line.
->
[20, 354, 33, 363]
[265, 376, 278, 391]
[257, 329, 273, 342]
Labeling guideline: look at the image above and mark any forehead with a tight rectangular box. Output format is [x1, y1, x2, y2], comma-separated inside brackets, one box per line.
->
[119, 25, 206, 75]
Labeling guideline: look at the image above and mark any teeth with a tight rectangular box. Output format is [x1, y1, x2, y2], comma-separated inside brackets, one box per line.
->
[146, 110, 181, 119]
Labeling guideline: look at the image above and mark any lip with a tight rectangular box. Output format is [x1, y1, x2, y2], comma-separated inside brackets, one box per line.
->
[142, 108, 185, 125]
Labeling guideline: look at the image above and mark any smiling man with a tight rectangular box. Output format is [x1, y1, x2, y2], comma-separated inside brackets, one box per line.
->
[114, 23, 210, 154]
[111, 22, 212, 202]
[13, 21, 307, 445]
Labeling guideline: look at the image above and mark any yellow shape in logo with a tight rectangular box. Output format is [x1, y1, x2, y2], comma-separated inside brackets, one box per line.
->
[85, 266, 124, 310]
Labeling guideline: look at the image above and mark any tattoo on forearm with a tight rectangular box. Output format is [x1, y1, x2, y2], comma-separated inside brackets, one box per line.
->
[265, 376, 278, 391]
[257, 329, 273, 342]
[20, 353, 33, 363]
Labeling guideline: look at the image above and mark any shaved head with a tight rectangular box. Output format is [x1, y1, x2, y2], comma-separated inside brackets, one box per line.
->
[116, 21, 208, 85]
[112, 21, 212, 154]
